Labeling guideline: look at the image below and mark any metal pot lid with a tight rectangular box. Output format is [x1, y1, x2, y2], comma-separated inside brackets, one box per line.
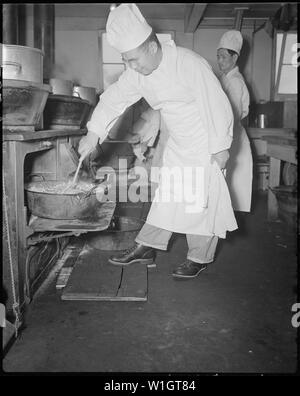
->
[73, 85, 96, 91]
[2, 44, 44, 57]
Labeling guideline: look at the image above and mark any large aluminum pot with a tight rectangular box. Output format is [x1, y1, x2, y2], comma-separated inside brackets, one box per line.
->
[2, 44, 43, 83]
[49, 78, 74, 96]
[73, 85, 97, 106]
[25, 178, 108, 220]
[3, 79, 51, 128]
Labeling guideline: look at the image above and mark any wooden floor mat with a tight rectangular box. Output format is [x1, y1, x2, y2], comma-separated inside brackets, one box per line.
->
[61, 244, 147, 301]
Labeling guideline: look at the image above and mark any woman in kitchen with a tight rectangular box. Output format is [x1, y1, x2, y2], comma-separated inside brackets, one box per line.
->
[217, 30, 253, 213]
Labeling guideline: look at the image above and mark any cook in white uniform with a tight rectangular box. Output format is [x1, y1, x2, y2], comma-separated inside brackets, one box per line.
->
[217, 30, 253, 212]
[79, 4, 238, 279]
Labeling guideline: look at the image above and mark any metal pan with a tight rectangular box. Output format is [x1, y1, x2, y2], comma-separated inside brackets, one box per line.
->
[25, 175, 107, 220]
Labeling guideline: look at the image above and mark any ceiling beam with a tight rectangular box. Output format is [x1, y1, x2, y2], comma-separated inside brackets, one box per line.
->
[233, 7, 249, 30]
[198, 19, 256, 29]
[203, 4, 283, 19]
[184, 3, 207, 33]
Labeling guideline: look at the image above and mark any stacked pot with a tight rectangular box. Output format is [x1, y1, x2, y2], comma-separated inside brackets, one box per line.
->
[72, 85, 98, 107]
[49, 78, 98, 107]
[2, 44, 52, 130]
[42, 79, 97, 130]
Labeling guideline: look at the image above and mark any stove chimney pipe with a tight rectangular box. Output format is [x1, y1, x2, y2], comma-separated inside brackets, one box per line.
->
[3, 4, 19, 44]
[33, 4, 55, 82]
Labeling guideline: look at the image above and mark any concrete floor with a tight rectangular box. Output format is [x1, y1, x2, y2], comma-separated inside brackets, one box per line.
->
[3, 192, 298, 373]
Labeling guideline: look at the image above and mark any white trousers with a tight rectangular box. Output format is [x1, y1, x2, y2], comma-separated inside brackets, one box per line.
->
[135, 223, 218, 264]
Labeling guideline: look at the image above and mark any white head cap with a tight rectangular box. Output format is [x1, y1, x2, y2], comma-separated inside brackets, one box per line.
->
[106, 3, 152, 53]
[217, 30, 243, 55]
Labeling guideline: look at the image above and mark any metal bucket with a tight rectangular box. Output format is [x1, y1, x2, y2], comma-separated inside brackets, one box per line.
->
[49, 78, 74, 96]
[73, 85, 97, 106]
[2, 44, 44, 83]
[257, 113, 268, 128]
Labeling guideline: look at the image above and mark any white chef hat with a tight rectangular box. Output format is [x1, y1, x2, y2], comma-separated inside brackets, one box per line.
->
[217, 30, 243, 55]
[106, 3, 152, 53]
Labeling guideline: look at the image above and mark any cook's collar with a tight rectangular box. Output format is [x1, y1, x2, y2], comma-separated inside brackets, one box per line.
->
[150, 39, 176, 76]
[223, 66, 239, 79]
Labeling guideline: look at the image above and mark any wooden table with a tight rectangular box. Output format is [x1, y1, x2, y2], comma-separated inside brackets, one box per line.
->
[247, 127, 296, 159]
[247, 127, 295, 139]
[261, 135, 297, 221]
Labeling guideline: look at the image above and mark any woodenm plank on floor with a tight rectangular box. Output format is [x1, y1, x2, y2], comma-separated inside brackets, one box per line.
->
[61, 245, 147, 301]
[117, 264, 148, 301]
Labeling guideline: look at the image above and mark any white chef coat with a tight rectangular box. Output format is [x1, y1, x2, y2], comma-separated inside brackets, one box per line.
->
[87, 40, 237, 237]
[220, 66, 253, 212]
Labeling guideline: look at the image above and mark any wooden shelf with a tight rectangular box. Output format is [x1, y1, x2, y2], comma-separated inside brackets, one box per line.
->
[247, 127, 296, 139]
[3, 128, 87, 141]
[262, 135, 297, 147]
[263, 135, 297, 221]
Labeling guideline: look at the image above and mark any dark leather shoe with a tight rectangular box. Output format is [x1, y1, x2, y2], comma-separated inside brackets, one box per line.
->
[172, 260, 207, 279]
[108, 243, 156, 266]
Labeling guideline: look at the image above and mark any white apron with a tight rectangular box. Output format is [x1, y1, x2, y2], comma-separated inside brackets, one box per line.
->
[220, 67, 253, 212]
[87, 40, 237, 237]
[141, 42, 237, 237]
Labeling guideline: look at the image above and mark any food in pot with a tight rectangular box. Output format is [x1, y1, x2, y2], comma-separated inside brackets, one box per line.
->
[25, 180, 96, 195]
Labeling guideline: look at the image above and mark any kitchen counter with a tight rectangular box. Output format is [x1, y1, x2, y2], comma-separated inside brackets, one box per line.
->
[247, 127, 296, 139]
[262, 135, 297, 147]
[247, 127, 296, 162]
[261, 134, 297, 221]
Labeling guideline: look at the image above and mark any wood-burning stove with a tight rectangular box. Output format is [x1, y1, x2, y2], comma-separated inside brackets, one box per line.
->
[2, 128, 116, 317]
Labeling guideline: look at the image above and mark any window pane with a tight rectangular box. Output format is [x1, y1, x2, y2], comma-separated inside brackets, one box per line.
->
[103, 64, 125, 90]
[278, 64, 297, 94]
[275, 33, 297, 79]
[102, 33, 122, 63]
[157, 33, 172, 43]
[275, 33, 283, 80]
[101, 33, 172, 64]
[284, 33, 297, 64]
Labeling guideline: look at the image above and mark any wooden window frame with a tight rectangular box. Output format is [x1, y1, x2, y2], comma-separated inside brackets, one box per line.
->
[271, 29, 297, 101]
[98, 29, 175, 90]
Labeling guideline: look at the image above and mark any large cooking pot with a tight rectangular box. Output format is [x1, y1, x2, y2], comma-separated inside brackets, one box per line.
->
[73, 85, 97, 106]
[2, 44, 43, 83]
[43, 94, 92, 129]
[25, 176, 108, 220]
[49, 78, 73, 96]
[3, 79, 51, 129]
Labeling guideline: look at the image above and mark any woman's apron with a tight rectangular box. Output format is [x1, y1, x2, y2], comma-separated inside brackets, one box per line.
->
[220, 68, 253, 212]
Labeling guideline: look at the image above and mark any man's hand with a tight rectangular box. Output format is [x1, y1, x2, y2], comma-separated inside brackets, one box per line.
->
[78, 131, 99, 160]
[211, 149, 229, 170]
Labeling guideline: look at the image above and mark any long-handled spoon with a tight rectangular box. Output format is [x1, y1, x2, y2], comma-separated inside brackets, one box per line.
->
[71, 156, 84, 187]
[61, 156, 84, 193]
